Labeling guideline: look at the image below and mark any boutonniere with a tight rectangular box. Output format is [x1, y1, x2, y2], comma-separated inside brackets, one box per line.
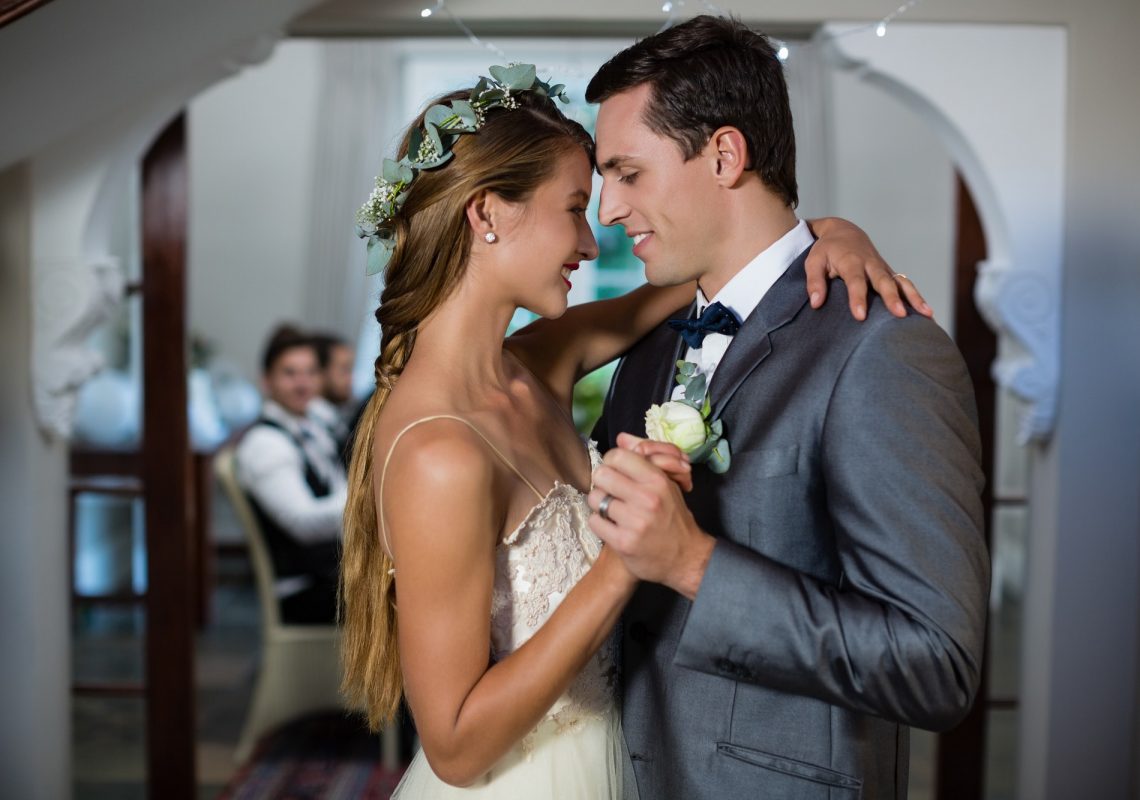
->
[643, 361, 731, 474]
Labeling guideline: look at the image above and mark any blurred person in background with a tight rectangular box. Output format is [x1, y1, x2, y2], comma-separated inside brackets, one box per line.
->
[311, 331, 357, 461]
[235, 324, 346, 624]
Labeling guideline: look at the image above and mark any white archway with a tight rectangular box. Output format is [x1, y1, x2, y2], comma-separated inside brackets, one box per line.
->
[821, 22, 1066, 444]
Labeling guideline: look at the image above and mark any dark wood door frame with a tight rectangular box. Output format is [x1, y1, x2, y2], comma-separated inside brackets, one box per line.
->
[934, 173, 997, 799]
[141, 112, 197, 798]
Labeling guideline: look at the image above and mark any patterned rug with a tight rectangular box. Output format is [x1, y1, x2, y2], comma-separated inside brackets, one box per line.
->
[218, 712, 406, 799]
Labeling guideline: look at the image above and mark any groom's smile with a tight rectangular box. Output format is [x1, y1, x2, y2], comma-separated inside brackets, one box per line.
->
[630, 231, 654, 257]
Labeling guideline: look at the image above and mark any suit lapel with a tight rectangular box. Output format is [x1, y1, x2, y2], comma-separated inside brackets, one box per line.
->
[708, 248, 812, 418]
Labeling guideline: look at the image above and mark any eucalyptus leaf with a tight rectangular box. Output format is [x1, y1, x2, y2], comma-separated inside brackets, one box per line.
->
[380, 158, 403, 184]
[424, 121, 444, 155]
[450, 99, 477, 126]
[708, 438, 732, 474]
[489, 63, 536, 90]
[687, 438, 717, 463]
[677, 360, 697, 377]
[407, 127, 423, 157]
[397, 162, 414, 184]
[366, 236, 394, 276]
[709, 418, 723, 437]
[425, 104, 457, 131]
[684, 373, 707, 407]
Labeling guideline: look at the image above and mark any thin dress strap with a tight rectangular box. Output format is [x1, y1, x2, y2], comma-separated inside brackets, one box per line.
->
[377, 414, 545, 559]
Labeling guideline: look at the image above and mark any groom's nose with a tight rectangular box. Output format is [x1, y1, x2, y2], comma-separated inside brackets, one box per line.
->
[597, 181, 629, 228]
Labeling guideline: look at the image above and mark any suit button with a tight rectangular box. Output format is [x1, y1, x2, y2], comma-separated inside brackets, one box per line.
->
[629, 622, 649, 644]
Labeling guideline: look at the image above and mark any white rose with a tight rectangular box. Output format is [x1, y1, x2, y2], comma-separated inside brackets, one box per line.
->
[644, 401, 708, 455]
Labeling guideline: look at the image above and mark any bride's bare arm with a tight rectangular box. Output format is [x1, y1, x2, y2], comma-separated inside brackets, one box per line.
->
[507, 280, 694, 400]
[508, 217, 932, 403]
[383, 422, 635, 787]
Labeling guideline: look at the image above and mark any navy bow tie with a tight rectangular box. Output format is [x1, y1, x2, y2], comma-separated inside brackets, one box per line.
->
[668, 301, 741, 349]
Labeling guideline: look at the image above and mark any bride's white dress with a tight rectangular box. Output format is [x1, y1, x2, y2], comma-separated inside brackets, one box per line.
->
[383, 415, 623, 799]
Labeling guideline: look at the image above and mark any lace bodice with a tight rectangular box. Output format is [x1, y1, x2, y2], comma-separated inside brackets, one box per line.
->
[489, 439, 617, 743]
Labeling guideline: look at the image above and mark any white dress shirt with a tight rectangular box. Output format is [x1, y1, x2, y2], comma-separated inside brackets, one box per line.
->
[673, 219, 815, 400]
[308, 395, 350, 446]
[234, 399, 347, 545]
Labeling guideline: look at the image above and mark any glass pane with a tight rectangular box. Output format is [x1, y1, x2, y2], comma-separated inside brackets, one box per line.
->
[72, 605, 146, 686]
[988, 505, 1027, 699]
[74, 494, 141, 597]
[907, 728, 938, 800]
[984, 708, 1018, 800]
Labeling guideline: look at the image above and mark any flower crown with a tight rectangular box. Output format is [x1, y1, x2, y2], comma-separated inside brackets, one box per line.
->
[355, 63, 569, 275]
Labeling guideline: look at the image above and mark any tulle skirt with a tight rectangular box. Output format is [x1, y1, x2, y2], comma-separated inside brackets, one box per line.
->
[391, 708, 623, 799]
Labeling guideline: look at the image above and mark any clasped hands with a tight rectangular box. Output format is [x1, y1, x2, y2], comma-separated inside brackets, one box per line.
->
[587, 433, 716, 601]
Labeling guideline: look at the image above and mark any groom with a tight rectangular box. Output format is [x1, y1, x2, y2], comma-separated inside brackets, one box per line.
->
[586, 16, 989, 799]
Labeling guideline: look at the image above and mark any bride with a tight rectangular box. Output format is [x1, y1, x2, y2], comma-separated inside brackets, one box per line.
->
[338, 66, 924, 797]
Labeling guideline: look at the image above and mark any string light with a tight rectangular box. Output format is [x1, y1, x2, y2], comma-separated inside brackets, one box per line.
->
[419, 0, 932, 70]
[870, 0, 924, 40]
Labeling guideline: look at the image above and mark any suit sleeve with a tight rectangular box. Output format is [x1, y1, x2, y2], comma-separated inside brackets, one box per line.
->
[673, 315, 990, 731]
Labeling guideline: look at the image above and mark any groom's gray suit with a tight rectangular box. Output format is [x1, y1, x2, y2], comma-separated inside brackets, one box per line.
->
[594, 247, 989, 799]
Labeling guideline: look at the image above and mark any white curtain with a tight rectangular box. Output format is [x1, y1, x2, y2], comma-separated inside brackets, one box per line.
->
[303, 42, 402, 344]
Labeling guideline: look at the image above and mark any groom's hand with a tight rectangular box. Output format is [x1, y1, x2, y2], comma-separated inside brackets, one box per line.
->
[587, 446, 715, 601]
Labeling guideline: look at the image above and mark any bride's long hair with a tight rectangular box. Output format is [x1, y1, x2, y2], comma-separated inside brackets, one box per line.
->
[340, 87, 593, 730]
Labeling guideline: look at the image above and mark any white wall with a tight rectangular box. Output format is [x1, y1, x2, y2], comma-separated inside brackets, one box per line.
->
[188, 41, 323, 382]
[0, 163, 70, 800]
[827, 68, 955, 328]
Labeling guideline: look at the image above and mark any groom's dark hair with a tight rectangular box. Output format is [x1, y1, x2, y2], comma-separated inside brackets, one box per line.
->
[586, 14, 798, 208]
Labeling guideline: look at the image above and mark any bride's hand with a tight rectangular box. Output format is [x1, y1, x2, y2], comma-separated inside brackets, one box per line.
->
[805, 216, 933, 321]
[613, 432, 693, 493]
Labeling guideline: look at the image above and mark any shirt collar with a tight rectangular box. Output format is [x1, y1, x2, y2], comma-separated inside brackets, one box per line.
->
[262, 399, 309, 437]
[696, 218, 815, 323]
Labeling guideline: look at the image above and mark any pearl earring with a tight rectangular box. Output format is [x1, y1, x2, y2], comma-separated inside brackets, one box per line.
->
[484, 231, 497, 244]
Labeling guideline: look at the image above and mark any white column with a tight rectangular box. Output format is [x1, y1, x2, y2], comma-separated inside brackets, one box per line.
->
[0, 161, 71, 800]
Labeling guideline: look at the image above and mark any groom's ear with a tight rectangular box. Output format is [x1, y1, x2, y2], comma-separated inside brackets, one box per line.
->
[708, 126, 749, 188]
